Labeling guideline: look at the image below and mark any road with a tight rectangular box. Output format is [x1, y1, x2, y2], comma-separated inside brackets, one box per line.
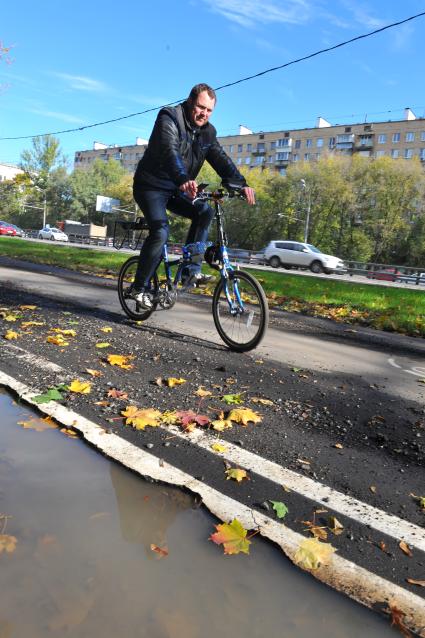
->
[0, 257, 424, 635]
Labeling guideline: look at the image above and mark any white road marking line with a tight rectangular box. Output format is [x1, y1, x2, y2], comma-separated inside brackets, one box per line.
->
[388, 357, 402, 369]
[388, 357, 425, 378]
[2, 343, 66, 374]
[165, 424, 425, 553]
[0, 368, 424, 636]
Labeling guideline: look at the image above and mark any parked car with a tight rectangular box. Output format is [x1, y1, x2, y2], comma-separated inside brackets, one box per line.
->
[264, 240, 346, 274]
[0, 220, 17, 236]
[366, 268, 400, 282]
[38, 226, 69, 241]
[9, 224, 25, 237]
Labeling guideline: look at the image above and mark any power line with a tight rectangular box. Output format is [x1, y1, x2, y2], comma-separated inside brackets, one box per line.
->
[1, 10, 425, 142]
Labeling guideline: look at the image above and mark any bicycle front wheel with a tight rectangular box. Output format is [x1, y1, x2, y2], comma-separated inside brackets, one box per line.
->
[212, 270, 269, 352]
[118, 255, 159, 321]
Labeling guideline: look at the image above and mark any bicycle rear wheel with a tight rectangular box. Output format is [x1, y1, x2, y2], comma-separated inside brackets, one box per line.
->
[118, 255, 159, 321]
[212, 270, 268, 352]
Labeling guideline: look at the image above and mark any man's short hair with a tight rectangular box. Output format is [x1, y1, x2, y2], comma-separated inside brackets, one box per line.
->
[188, 83, 216, 105]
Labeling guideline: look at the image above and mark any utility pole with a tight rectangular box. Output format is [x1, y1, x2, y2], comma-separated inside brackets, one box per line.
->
[300, 179, 311, 243]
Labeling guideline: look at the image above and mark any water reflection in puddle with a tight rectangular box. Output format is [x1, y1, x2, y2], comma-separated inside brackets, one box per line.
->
[0, 389, 397, 637]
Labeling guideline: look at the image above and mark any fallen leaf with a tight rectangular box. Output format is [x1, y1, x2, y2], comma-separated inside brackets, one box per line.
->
[302, 521, 328, 541]
[225, 467, 249, 482]
[399, 541, 413, 557]
[211, 443, 228, 453]
[334, 443, 344, 449]
[0, 534, 17, 553]
[294, 537, 336, 570]
[222, 393, 244, 405]
[60, 428, 79, 438]
[211, 419, 233, 431]
[227, 408, 262, 426]
[406, 578, 425, 587]
[270, 501, 288, 519]
[165, 377, 187, 387]
[100, 326, 113, 333]
[195, 386, 212, 397]
[21, 321, 45, 328]
[251, 397, 274, 406]
[209, 519, 251, 555]
[4, 330, 19, 340]
[388, 603, 412, 638]
[161, 410, 179, 424]
[51, 328, 76, 336]
[370, 485, 377, 494]
[47, 335, 69, 346]
[19, 305, 37, 310]
[328, 516, 344, 535]
[32, 387, 65, 403]
[121, 406, 161, 429]
[176, 410, 210, 428]
[106, 354, 134, 369]
[0, 313, 18, 322]
[86, 368, 103, 377]
[94, 400, 110, 406]
[68, 380, 92, 394]
[95, 342, 111, 348]
[17, 417, 57, 432]
[150, 544, 169, 558]
[107, 388, 128, 399]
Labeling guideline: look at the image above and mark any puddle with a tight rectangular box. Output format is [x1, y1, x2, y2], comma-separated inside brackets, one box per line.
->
[0, 388, 398, 637]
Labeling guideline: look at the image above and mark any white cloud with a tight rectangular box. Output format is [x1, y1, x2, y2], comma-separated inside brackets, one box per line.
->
[27, 107, 85, 124]
[340, 1, 387, 30]
[201, 0, 312, 28]
[50, 72, 108, 92]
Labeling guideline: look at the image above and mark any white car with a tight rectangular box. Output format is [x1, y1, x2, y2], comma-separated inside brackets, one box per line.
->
[264, 240, 346, 274]
[38, 227, 69, 242]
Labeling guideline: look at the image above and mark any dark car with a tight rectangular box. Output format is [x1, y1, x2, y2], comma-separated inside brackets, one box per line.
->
[366, 268, 400, 282]
[0, 221, 17, 236]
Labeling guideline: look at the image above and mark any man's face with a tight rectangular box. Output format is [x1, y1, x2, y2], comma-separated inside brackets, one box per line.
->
[189, 90, 215, 127]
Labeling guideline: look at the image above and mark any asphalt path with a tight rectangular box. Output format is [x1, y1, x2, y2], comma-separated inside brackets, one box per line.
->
[0, 257, 424, 634]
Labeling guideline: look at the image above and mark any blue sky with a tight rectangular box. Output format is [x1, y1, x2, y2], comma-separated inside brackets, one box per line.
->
[1, 0, 425, 168]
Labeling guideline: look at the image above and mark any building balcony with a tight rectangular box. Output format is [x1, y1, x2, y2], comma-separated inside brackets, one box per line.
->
[354, 142, 374, 151]
[252, 149, 266, 156]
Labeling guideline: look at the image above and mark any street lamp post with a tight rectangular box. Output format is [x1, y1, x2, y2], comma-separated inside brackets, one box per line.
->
[300, 179, 311, 243]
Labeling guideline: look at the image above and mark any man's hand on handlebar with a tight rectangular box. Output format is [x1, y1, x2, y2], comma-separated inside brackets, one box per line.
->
[179, 180, 198, 199]
[241, 186, 256, 205]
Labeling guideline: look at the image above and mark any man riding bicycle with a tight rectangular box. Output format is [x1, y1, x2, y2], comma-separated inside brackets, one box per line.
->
[132, 83, 256, 309]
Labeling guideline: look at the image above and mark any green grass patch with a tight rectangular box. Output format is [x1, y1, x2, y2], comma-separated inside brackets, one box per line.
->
[1, 237, 424, 336]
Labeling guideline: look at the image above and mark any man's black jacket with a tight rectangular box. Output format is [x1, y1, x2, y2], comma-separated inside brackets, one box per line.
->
[134, 101, 247, 192]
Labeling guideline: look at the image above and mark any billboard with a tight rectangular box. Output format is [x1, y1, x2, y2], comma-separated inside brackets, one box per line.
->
[96, 195, 121, 213]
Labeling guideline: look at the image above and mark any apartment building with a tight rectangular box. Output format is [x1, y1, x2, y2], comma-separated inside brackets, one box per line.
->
[0, 163, 23, 182]
[73, 108, 425, 175]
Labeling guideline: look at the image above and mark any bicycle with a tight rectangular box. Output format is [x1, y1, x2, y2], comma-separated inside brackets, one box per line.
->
[115, 185, 269, 352]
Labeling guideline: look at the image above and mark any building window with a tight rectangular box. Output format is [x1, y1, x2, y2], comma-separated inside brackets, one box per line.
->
[304, 153, 310, 160]
[277, 138, 290, 147]
[345, 127, 352, 133]
[392, 132, 400, 143]
[316, 138, 323, 147]
[420, 148, 425, 160]
[229, 145, 234, 153]
[294, 139, 301, 149]
[245, 157, 251, 164]
[238, 144, 243, 153]
[376, 150, 386, 157]
[276, 152, 290, 161]
[270, 141, 276, 149]
[255, 156, 265, 164]
[329, 137, 336, 147]
[293, 154, 299, 162]
[237, 157, 242, 165]
[268, 155, 274, 163]
[364, 125, 372, 131]
[391, 149, 399, 158]
[337, 134, 352, 143]
[306, 139, 312, 148]
[378, 134, 387, 144]
[421, 132, 425, 141]
[404, 148, 413, 159]
[247, 144, 252, 152]
[405, 132, 415, 142]
[259, 133, 265, 140]
[278, 168, 286, 175]
[257, 142, 265, 152]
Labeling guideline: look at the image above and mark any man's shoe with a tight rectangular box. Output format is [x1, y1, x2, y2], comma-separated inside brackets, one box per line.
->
[130, 289, 153, 310]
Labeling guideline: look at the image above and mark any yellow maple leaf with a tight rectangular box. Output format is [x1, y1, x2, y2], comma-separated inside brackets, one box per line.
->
[121, 406, 161, 429]
[0, 534, 17, 554]
[4, 330, 19, 340]
[211, 419, 233, 431]
[166, 377, 187, 387]
[19, 305, 37, 310]
[211, 443, 228, 453]
[95, 342, 111, 348]
[106, 354, 134, 369]
[100, 326, 113, 333]
[228, 408, 262, 426]
[209, 519, 251, 555]
[225, 467, 249, 482]
[51, 328, 77, 336]
[68, 380, 92, 394]
[161, 410, 179, 424]
[47, 335, 69, 346]
[294, 537, 337, 570]
[1, 313, 18, 322]
[195, 386, 212, 397]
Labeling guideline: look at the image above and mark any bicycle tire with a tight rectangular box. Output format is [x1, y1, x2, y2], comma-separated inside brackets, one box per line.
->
[117, 255, 159, 321]
[212, 269, 269, 352]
